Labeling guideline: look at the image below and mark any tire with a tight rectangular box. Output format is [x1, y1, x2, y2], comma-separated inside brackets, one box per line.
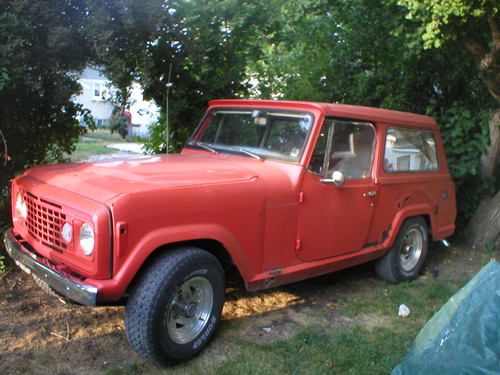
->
[125, 248, 225, 365]
[375, 217, 428, 283]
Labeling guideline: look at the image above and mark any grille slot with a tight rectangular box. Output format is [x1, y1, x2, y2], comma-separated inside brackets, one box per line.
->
[24, 193, 67, 252]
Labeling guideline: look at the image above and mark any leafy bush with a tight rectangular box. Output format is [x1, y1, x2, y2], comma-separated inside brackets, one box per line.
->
[439, 105, 490, 179]
[436, 104, 495, 229]
[142, 115, 192, 154]
[0, 0, 95, 236]
[109, 109, 131, 140]
[0, 255, 6, 276]
[0, 198, 9, 274]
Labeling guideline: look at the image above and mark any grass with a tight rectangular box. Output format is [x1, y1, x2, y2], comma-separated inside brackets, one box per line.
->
[97, 270, 463, 375]
[202, 278, 458, 375]
[204, 327, 413, 375]
[68, 128, 125, 162]
[69, 141, 116, 162]
[84, 128, 124, 143]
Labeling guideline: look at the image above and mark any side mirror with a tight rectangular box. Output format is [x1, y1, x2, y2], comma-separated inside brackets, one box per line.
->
[320, 170, 345, 186]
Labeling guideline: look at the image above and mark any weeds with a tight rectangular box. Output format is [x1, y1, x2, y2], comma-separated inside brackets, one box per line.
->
[485, 240, 497, 259]
[0, 255, 6, 276]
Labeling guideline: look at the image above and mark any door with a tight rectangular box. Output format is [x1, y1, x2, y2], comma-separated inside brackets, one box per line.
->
[297, 119, 378, 261]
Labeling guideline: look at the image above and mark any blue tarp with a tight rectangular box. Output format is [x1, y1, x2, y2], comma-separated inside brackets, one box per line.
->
[393, 260, 500, 375]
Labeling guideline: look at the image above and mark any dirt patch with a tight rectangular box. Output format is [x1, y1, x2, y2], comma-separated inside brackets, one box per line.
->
[0, 242, 492, 374]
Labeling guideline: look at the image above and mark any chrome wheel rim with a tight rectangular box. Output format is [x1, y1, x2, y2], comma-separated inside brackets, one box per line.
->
[166, 276, 213, 344]
[399, 228, 423, 272]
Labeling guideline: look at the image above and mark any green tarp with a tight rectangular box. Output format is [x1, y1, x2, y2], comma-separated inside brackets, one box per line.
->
[393, 260, 500, 375]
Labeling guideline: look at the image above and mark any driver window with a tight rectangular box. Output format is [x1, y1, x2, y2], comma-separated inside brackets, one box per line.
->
[308, 119, 375, 179]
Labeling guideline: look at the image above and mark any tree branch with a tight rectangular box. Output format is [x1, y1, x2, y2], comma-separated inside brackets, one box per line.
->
[462, 34, 488, 64]
[0, 128, 9, 166]
[487, 15, 500, 45]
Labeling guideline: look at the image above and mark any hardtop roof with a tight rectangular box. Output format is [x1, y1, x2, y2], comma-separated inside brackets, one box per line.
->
[209, 99, 437, 129]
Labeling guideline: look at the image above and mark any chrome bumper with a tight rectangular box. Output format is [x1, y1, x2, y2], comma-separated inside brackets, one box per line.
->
[3, 229, 98, 305]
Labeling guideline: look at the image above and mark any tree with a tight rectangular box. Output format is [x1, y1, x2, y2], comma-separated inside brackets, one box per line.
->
[396, 0, 499, 248]
[0, 0, 93, 220]
[251, 0, 493, 228]
[86, 0, 269, 152]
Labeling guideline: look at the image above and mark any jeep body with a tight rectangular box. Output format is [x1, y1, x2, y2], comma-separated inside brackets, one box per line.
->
[4, 99, 456, 363]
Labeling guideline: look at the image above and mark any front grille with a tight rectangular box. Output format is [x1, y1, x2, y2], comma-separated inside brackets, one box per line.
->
[24, 192, 67, 252]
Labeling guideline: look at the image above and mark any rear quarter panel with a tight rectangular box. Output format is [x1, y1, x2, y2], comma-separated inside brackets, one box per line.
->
[370, 123, 456, 246]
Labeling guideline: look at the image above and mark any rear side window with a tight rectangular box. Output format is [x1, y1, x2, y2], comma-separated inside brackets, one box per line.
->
[384, 128, 438, 173]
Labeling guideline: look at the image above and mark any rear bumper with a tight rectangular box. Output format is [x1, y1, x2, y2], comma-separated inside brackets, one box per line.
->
[3, 229, 98, 306]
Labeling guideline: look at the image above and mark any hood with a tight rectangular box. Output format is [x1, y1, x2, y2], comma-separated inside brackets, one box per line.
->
[24, 153, 258, 203]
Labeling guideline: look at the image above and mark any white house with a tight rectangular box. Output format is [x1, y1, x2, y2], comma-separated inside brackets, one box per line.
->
[73, 67, 159, 137]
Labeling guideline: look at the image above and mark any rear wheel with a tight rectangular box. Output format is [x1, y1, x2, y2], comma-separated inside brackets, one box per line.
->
[125, 248, 225, 365]
[375, 217, 428, 283]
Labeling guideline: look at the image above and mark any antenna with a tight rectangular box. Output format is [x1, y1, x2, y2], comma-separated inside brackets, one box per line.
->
[165, 62, 173, 154]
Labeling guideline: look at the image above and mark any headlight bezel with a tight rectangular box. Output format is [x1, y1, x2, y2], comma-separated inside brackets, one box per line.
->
[61, 222, 73, 244]
[79, 222, 95, 256]
[15, 192, 28, 221]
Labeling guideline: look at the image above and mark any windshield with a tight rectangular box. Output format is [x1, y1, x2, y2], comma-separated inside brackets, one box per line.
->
[190, 109, 313, 162]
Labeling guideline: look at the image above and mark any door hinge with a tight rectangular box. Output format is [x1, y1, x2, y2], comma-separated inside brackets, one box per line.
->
[295, 239, 301, 251]
[299, 191, 304, 203]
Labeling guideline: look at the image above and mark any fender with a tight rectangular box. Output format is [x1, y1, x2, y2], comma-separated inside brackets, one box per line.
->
[383, 203, 435, 249]
[94, 224, 253, 301]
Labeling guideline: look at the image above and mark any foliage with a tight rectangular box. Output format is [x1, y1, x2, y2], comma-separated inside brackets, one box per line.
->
[0, 255, 6, 276]
[438, 104, 489, 178]
[90, 0, 269, 149]
[247, 0, 494, 228]
[108, 109, 131, 140]
[0, 0, 100, 254]
[397, 0, 497, 48]
[395, 0, 499, 225]
[0, 0, 496, 234]
[141, 117, 191, 155]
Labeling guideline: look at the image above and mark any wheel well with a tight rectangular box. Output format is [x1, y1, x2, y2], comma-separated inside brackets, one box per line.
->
[402, 214, 432, 237]
[127, 239, 244, 296]
[421, 214, 431, 234]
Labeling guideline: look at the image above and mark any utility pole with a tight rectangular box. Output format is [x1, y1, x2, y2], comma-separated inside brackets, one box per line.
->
[165, 63, 173, 154]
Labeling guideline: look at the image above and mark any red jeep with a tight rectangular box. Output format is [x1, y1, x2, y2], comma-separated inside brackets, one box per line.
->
[4, 100, 456, 364]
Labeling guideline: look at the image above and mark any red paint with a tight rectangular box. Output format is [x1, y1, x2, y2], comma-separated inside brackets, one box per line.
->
[9, 99, 456, 302]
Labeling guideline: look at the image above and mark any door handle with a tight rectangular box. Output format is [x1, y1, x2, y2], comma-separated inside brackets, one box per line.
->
[363, 191, 377, 197]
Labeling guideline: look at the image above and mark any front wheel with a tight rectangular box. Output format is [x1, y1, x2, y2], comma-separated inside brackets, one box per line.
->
[125, 248, 225, 365]
[375, 217, 428, 283]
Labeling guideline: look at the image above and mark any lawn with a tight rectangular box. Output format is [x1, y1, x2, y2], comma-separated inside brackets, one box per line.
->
[1, 241, 493, 375]
[68, 128, 125, 162]
[0, 129, 495, 375]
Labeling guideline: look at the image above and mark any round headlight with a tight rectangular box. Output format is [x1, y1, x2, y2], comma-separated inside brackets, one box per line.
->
[79, 222, 94, 256]
[15, 193, 28, 220]
[61, 222, 73, 243]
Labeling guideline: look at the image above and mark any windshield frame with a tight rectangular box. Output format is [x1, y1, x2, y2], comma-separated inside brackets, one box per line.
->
[187, 107, 316, 164]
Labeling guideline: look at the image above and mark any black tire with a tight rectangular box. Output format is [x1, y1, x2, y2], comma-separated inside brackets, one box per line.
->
[375, 217, 428, 283]
[125, 248, 225, 366]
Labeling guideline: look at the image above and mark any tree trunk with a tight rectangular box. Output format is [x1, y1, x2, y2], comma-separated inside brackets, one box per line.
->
[462, 12, 500, 250]
[465, 189, 500, 251]
[466, 109, 500, 250]
[479, 108, 500, 182]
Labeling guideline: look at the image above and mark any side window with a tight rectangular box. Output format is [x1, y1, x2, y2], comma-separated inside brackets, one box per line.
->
[384, 128, 438, 172]
[308, 120, 375, 179]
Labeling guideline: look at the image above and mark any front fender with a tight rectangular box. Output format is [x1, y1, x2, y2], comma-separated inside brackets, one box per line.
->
[114, 224, 253, 293]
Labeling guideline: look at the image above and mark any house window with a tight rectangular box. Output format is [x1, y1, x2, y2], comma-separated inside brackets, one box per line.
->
[93, 82, 107, 101]
[384, 128, 438, 172]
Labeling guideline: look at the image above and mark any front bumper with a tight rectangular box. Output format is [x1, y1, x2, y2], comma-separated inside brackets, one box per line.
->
[3, 229, 98, 305]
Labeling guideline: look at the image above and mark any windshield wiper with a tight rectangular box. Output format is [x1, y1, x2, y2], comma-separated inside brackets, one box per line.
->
[230, 147, 263, 160]
[188, 141, 217, 154]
